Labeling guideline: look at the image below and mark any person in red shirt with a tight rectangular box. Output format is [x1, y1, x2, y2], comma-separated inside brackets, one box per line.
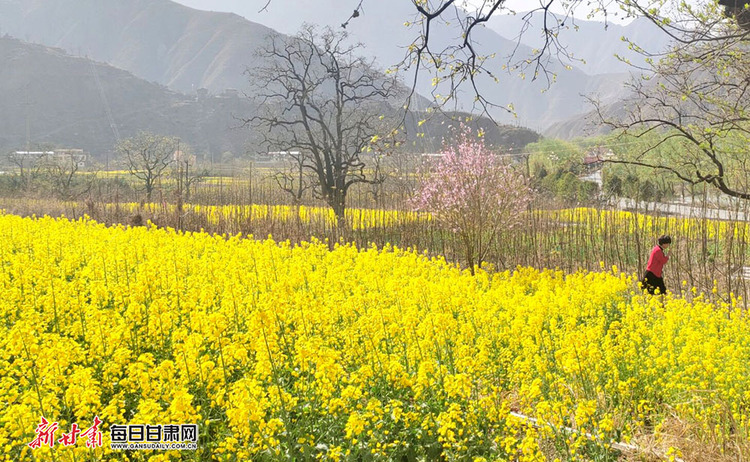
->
[641, 235, 671, 295]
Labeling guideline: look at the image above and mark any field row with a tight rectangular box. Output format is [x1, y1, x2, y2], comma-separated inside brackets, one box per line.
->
[7, 198, 750, 239]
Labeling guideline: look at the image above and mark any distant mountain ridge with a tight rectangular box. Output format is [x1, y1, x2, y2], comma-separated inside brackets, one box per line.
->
[486, 13, 672, 76]
[0, 35, 260, 159]
[0, 0, 632, 131]
[484, 12, 673, 137]
[0, 0, 275, 93]
[0, 36, 538, 159]
[173, 0, 642, 130]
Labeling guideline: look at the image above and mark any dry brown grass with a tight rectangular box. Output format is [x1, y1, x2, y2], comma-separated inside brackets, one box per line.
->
[623, 414, 750, 462]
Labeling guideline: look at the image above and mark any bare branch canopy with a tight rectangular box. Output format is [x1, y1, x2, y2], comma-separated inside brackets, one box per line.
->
[242, 25, 405, 221]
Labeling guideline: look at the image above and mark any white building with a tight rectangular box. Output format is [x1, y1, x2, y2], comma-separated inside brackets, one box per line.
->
[12, 149, 88, 167]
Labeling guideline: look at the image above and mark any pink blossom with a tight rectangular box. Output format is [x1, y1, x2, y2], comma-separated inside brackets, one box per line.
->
[411, 124, 532, 272]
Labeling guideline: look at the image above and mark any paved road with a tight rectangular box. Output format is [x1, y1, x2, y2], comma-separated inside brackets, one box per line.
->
[614, 198, 749, 221]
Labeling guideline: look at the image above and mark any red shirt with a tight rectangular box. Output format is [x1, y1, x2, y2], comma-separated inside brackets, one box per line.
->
[646, 245, 669, 278]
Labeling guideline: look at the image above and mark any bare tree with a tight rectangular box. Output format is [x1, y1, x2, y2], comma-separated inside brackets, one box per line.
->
[7, 150, 44, 191]
[38, 153, 93, 200]
[373, 149, 418, 207]
[272, 154, 314, 204]
[117, 132, 177, 202]
[244, 25, 403, 222]
[591, 2, 750, 201]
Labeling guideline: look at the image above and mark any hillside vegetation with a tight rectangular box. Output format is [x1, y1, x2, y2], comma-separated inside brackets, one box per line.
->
[0, 36, 259, 158]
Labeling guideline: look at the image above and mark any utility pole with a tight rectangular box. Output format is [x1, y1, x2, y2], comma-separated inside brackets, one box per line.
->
[176, 139, 182, 198]
[24, 86, 31, 153]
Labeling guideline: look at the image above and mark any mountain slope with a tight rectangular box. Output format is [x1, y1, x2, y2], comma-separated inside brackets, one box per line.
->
[0, 36, 536, 160]
[0, 0, 629, 130]
[486, 14, 672, 76]
[0, 0, 276, 93]
[173, 0, 631, 129]
[174, 0, 638, 130]
[0, 36, 259, 159]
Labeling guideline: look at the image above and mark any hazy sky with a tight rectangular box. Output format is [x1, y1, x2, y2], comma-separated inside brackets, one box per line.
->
[173, 0, 632, 25]
[497, 0, 632, 23]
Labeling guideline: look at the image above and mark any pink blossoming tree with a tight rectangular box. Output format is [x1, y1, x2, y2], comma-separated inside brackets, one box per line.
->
[412, 126, 533, 274]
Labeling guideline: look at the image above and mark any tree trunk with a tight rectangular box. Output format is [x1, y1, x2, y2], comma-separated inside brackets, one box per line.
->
[331, 196, 346, 226]
[326, 187, 347, 226]
[467, 251, 476, 276]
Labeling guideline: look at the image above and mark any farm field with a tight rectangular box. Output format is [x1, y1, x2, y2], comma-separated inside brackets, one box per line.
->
[1, 213, 748, 461]
[2, 196, 750, 300]
[6, 0, 750, 461]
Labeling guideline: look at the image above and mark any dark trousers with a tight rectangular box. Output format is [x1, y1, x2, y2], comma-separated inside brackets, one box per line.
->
[641, 270, 666, 295]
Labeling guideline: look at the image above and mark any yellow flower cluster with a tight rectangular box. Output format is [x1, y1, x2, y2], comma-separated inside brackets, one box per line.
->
[37, 199, 430, 231]
[184, 203, 430, 230]
[0, 197, 431, 230]
[0, 213, 748, 461]
[550, 207, 750, 241]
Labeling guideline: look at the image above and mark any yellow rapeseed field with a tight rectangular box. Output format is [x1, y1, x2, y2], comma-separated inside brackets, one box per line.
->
[5, 197, 749, 242]
[0, 213, 749, 461]
[97, 201, 431, 230]
[551, 207, 749, 241]
[0, 198, 432, 231]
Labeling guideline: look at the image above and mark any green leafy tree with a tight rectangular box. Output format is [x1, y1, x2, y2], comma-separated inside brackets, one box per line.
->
[592, 2, 750, 200]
